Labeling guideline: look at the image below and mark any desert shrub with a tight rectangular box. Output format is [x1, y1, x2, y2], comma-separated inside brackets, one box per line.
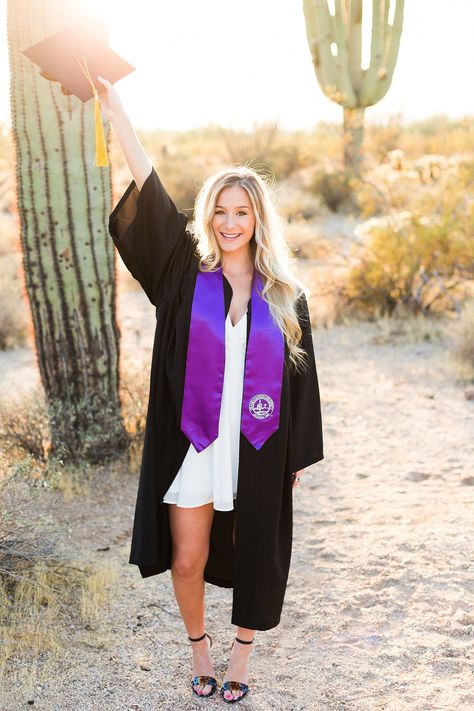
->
[266, 142, 302, 181]
[456, 159, 474, 189]
[0, 466, 119, 693]
[0, 156, 15, 213]
[453, 299, 474, 372]
[0, 358, 149, 472]
[120, 363, 149, 440]
[119, 130, 206, 215]
[217, 123, 312, 181]
[219, 120, 279, 170]
[155, 150, 200, 215]
[0, 126, 11, 163]
[0, 389, 49, 462]
[310, 169, 356, 212]
[284, 219, 332, 261]
[366, 302, 446, 343]
[364, 115, 403, 164]
[1, 389, 130, 466]
[119, 360, 150, 473]
[277, 177, 322, 222]
[0, 167, 30, 350]
[46, 392, 129, 465]
[0, 219, 30, 350]
[346, 159, 474, 316]
[0, 274, 30, 350]
[400, 115, 474, 157]
[305, 122, 344, 170]
[346, 207, 474, 315]
[352, 178, 387, 219]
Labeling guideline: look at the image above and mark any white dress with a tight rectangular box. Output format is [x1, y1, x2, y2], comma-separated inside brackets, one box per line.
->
[162, 308, 248, 511]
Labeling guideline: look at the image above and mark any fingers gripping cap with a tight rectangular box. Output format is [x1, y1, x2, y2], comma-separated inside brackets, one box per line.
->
[22, 22, 135, 167]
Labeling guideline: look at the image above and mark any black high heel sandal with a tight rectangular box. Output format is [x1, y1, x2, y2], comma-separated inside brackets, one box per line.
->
[220, 636, 254, 703]
[188, 631, 218, 698]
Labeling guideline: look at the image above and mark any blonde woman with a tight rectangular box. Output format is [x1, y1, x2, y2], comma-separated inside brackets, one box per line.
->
[99, 76, 323, 703]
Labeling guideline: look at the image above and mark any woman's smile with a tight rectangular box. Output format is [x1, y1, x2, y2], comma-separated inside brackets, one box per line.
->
[212, 184, 256, 252]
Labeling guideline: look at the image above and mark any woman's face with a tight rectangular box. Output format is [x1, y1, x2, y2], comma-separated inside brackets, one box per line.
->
[211, 185, 256, 256]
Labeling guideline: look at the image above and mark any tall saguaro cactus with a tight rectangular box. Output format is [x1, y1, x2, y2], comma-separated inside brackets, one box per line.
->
[303, 0, 404, 174]
[8, 0, 128, 462]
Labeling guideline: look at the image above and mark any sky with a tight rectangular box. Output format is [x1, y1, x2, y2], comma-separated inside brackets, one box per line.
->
[1, 0, 473, 132]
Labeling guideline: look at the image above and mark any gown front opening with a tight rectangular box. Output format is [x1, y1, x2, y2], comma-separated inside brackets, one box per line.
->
[162, 308, 248, 511]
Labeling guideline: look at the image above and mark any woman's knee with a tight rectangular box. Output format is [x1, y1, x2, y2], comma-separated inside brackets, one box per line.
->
[172, 549, 208, 578]
[168, 502, 214, 578]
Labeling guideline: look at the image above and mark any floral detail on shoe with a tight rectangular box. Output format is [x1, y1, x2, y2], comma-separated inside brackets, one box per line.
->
[191, 675, 217, 697]
[220, 680, 250, 703]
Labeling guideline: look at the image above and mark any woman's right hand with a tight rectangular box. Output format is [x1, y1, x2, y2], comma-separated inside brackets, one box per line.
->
[96, 76, 125, 122]
[96, 75, 152, 189]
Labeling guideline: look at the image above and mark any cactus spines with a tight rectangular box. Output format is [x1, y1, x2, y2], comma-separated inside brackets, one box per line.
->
[303, 0, 405, 173]
[8, 0, 128, 462]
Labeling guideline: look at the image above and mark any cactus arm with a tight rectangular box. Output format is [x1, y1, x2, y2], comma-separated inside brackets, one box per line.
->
[333, 0, 357, 107]
[347, 0, 363, 95]
[303, 0, 336, 99]
[371, 0, 404, 103]
[360, 0, 384, 103]
[360, 0, 404, 105]
[382, 0, 390, 49]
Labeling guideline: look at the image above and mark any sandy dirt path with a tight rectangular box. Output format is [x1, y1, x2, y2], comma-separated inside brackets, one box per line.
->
[2, 288, 473, 711]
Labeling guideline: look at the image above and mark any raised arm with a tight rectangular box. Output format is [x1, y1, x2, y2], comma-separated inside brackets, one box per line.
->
[99, 77, 199, 307]
[96, 75, 152, 190]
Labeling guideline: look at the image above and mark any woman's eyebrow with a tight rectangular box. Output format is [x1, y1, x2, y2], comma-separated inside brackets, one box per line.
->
[215, 205, 250, 209]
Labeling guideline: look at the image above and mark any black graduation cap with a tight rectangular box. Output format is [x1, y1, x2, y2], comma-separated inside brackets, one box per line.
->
[23, 23, 135, 166]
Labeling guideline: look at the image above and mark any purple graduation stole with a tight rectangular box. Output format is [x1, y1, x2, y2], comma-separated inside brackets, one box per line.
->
[180, 266, 284, 452]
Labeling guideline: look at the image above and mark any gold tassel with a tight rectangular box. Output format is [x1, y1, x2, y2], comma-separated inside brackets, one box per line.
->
[93, 91, 108, 167]
[76, 56, 109, 167]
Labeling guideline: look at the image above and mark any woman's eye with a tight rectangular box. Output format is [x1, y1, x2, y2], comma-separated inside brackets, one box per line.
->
[215, 210, 247, 215]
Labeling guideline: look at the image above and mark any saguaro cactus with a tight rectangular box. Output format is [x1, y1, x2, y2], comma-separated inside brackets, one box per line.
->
[303, 0, 404, 174]
[8, 0, 128, 462]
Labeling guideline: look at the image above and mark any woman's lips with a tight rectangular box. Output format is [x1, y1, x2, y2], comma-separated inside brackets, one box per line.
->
[221, 232, 241, 240]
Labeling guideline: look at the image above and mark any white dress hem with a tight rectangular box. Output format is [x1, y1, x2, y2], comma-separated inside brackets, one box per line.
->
[162, 309, 247, 512]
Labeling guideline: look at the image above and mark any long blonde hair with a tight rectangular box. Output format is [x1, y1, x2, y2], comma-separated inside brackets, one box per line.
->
[192, 165, 310, 373]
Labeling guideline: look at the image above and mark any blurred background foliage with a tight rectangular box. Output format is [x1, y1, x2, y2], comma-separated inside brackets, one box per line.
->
[1, 114, 473, 362]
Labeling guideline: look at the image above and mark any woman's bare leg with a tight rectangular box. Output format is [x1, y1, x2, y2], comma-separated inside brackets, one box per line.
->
[223, 625, 256, 701]
[226, 513, 255, 700]
[168, 501, 215, 695]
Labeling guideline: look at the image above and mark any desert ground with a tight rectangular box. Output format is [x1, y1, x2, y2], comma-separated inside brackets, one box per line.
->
[1, 279, 473, 711]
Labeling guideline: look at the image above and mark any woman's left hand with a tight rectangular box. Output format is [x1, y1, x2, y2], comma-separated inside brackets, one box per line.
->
[292, 469, 305, 488]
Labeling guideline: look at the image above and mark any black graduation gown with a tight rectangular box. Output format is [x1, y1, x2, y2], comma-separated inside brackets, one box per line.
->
[108, 167, 324, 631]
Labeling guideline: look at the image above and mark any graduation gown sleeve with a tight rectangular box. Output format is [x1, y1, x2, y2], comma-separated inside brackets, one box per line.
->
[289, 292, 324, 473]
[108, 166, 199, 306]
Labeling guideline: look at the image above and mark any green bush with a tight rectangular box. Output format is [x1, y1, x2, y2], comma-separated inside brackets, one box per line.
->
[309, 169, 356, 212]
[346, 160, 474, 316]
[0, 359, 150, 471]
[346, 206, 474, 315]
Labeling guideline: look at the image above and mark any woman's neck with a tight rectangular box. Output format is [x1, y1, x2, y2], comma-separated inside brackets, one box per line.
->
[220, 247, 255, 277]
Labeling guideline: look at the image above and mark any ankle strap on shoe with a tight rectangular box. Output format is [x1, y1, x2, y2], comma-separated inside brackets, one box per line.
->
[188, 632, 207, 642]
[235, 636, 254, 644]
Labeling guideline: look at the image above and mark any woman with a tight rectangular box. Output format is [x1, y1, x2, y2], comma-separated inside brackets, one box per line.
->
[98, 76, 324, 703]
